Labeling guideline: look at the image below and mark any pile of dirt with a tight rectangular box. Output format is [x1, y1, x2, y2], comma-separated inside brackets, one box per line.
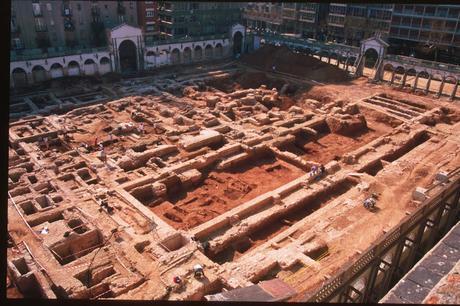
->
[241, 45, 351, 83]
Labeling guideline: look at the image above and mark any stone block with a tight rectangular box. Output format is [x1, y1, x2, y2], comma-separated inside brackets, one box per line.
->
[435, 171, 449, 183]
[413, 187, 428, 201]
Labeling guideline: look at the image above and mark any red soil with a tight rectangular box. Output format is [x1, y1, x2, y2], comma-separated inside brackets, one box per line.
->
[151, 156, 305, 230]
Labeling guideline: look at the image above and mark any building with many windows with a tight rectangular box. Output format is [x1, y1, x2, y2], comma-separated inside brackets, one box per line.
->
[243, 2, 283, 32]
[326, 3, 393, 45]
[11, 0, 138, 54]
[156, 1, 243, 40]
[136, 1, 159, 43]
[389, 4, 460, 61]
[244, 3, 460, 63]
[244, 2, 329, 39]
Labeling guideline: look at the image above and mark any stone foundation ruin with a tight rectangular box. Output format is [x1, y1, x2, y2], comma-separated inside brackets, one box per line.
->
[7, 51, 460, 301]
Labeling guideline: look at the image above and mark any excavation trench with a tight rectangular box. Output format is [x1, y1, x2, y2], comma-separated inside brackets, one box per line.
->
[279, 120, 390, 164]
[359, 131, 431, 176]
[133, 152, 305, 230]
[206, 178, 358, 264]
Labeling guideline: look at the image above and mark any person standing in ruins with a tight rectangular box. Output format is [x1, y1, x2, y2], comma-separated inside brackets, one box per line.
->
[43, 136, 49, 150]
[320, 164, 326, 175]
[310, 165, 317, 177]
[139, 122, 144, 135]
[99, 146, 107, 163]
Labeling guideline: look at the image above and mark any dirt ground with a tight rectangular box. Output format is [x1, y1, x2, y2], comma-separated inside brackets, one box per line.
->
[151, 156, 305, 230]
[241, 45, 351, 83]
[7, 45, 460, 302]
[280, 121, 392, 165]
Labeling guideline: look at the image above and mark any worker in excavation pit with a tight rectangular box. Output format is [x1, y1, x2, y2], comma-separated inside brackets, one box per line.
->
[43, 137, 49, 150]
[310, 165, 318, 177]
[319, 164, 326, 176]
[99, 146, 107, 163]
[193, 264, 205, 279]
[138, 122, 144, 135]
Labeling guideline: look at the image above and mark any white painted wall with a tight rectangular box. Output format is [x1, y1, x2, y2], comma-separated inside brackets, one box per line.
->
[84, 63, 97, 76]
[50, 67, 64, 79]
[11, 37, 232, 86]
[68, 66, 80, 76]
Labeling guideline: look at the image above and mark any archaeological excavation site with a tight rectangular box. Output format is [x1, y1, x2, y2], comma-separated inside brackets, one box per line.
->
[7, 45, 460, 302]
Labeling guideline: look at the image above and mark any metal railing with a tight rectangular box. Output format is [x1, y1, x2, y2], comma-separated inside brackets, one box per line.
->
[385, 54, 460, 73]
[145, 33, 228, 46]
[306, 170, 460, 302]
[252, 31, 360, 55]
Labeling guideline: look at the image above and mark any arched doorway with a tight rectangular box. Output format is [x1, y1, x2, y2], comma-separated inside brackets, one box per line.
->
[12, 68, 28, 87]
[118, 40, 137, 73]
[363, 48, 379, 68]
[32, 65, 47, 83]
[183, 47, 192, 63]
[444, 76, 458, 98]
[50, 63, 64, 79]
[171, 48, 180, 65]
[84, 59, 97, 75]
[348, 56, 357, 73]
[416, 71, 430, 91]
[194, 45, 203, 61]
[215, 43, 223, 58]
[233, 31, 243, 56]
[382, 64, 394, 82]
[405, 69, 417, 89]
[204, 45, 213, 60]
[99, 57, 112, 75]
[431, 74, 443, 94]
[68, 61, 80, 76]
[393, 66, 405, 86]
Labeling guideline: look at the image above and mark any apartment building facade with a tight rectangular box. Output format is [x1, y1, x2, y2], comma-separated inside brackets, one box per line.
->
[11, 0, 138, 53]
[389, 4, 460, 61]
[136, 1, 159, 43]
[156, 1, 243, 40]
[244, 2, 328, 39]
[244, 3, 460, 62]
[243, 2, 283, 32]
[326, 3, 393, 45]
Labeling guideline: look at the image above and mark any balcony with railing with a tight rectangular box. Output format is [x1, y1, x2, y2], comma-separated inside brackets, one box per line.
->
[35, 23, 48, 32]
[243, 10, 283, 23]
[64, 19, 75, 32]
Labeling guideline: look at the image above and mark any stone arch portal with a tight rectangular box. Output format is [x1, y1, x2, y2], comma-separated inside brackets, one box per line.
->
[119, 40, 138, 73]
[233, 31, 243, 56]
